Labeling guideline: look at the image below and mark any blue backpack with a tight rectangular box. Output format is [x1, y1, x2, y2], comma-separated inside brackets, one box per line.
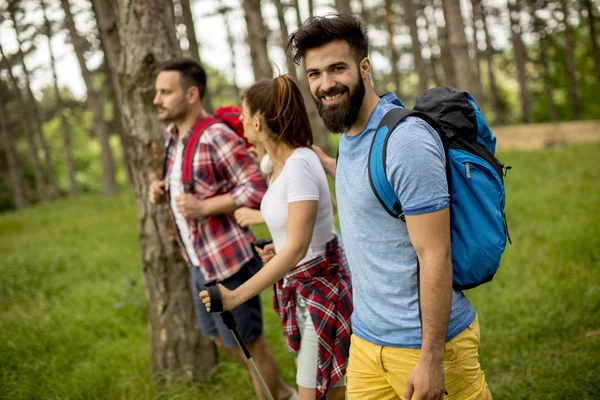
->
[369, 86, 511, 290]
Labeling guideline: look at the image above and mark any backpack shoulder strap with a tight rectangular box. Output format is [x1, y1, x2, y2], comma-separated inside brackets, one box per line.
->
[182, 117, 219, 193]
[368, 108, 438, 220]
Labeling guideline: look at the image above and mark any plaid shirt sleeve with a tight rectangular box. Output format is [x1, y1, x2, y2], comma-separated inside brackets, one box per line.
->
[204, 124, 267, 208]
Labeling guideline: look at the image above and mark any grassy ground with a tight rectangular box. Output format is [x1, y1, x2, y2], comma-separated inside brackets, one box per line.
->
[1, 142, 599, 399]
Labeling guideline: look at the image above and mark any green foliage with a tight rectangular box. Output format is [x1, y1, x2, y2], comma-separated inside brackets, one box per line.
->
[1, 142, 599, 399]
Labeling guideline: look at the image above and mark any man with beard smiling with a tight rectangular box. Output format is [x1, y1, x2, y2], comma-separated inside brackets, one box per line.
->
[288, 15, 492, 400]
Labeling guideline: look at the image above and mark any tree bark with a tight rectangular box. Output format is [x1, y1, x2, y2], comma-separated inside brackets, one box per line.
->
[61, 0, 118, 196]
[115, 0, 217, 381]
[442, 0, 484, 104]
[180, 0, 214, 112]
[242, 0, 273, 80]
[308, 0, 314, 18]
[335, 0, 353, 15]
[217, 5, 242, 97]
[41, 0, 79, 195]
[421, 0, 441, 86]
[0, 44, 48, 203]
[8, 2, 61, 199]
[480, 0, 503, 124]
[385, 0, 402, 97]
[433, 0, 456, 86]
[559, 0, 582, 120]
[90, 0, 135, 185]
[470, 0, 485, 107]
[507, 0, 532, 123]
[583, 0, 600, 105]
[0, 89, 27, 209]
[405, 0, 429, 94]
[273, 0, 298, 79]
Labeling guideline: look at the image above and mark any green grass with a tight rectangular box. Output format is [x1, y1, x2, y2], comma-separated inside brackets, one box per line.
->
[1, 142, 599, 399]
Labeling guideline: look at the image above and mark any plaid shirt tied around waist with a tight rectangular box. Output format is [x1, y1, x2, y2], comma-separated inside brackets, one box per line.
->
[273, 237, 352, 400]
[163, 114, 267, 281]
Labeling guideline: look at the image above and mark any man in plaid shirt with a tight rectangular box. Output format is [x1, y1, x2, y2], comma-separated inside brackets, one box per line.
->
[148, 58, 295, 400]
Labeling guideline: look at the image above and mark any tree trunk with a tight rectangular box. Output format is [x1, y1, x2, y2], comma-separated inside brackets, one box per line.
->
[218, 5, 242, 97]
[583, 0, 600, 105]
[61, 0, 118, 196]
[0, 91, 27, 209]
[8, 3, 61, 199]
[114, 0, 217, 381]
[559, 0, 582, 120]
[385, 0, 402, 97]
[540, 33, 557, 122]
[405, 0, 429, 94]
[480, 0, 503, 124]
[433, 0, 456, 86]
[90, 0, 135, 185]
[273, 0, 298, 79]
[291, 0, 304, 28]
[421, 0, 441, 86]
[242, 0, 273, 80]
[0, 44, 48, 203]
[469, 0, 485, 108]
[507, 0, 531, 123]
[41, 0, 79, 195]
[180, 0, 214, 112]
[335, 0, 353, 15]
[308, 0, 314, 18]
[442, 0, 484, 104]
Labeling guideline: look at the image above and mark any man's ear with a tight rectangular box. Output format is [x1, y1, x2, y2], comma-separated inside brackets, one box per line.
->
[360, 57, 371, 79]
[187, 86, 200, 104]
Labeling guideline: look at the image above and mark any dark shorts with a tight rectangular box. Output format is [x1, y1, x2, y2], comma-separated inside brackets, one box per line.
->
[191, 256, 263, 348]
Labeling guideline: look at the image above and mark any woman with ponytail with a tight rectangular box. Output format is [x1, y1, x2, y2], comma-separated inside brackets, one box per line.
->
[201, 75, 351, 400]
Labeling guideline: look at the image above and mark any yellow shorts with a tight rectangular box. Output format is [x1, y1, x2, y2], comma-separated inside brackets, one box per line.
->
[346, 314, 492, 400]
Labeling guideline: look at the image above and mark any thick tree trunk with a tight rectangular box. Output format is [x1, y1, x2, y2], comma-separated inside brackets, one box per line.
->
[115, 0, 217, 381]
[405, 0, 429, 94]
[559, 0, 582, 120]
[61, 0, 117, 196]
[308, 0, 314, 18]
[507, 0, 532, 123]
[242, 0, 273, 80]
[480, 0, 503, 125]
[180, 0, 214, 112]
[273, 0, 298, 79]
[41, 0, 78, 195]
[90, 0, 135, 185]
[335, 0, 353, 15]
[469, 0, 485, 107]
[8, 3, 61, 199]
[0, 92, 27, 209]
[442, 0, 484, 104]
[583, 0, 600, 105]
[385, 0, 402, 97]
[0, 44, 48, 203]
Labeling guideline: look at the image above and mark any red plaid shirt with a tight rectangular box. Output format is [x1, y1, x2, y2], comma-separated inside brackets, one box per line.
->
[273, 237, 353, 400]
[163, 112, 267, 282]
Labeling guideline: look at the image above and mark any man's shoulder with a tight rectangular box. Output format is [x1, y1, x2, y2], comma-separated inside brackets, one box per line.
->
[200, 121, 240, 144]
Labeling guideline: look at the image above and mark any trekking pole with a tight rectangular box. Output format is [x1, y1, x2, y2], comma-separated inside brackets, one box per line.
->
[204, 280, 274, 400]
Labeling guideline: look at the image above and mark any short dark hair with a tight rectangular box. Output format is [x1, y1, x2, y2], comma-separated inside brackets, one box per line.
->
[157, 58, 207, 100]
[287, 13, 369, 66]
[242, 75, 313, 148]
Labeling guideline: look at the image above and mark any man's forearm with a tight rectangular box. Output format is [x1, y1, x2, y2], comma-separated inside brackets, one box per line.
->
[201, 193, 237, 216]
[419, 253, 453, 360]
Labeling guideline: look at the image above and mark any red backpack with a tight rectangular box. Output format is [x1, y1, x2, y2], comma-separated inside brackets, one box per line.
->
[182, 105, 250, 193]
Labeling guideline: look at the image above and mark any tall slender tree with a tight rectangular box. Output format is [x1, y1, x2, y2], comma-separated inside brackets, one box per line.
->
[559, 0, 582, 119]
[41, 0, 78, 195]
[60, 0, 117, 196]
[0, 44, 48, 203]
[273, 0, 298, 79]
[433, 0, 456, 85]
[90, 0, 134, 185]
[335, 0, 353, 15]
[480, 0, 503, 124]
[507, 0, 532, 123]
[404, 0, 429, 93]
[217, 5, 242, 97]
[442, 0, 484, 103]
[0, 84, 28, 208]
[583, 0, 600, 104]
[385, 0, 402, 96]
[8, 0, 61, 198]
[421, 0, 442, 86]
[114, 0, 217, 380]
[242, 0, 273, 80]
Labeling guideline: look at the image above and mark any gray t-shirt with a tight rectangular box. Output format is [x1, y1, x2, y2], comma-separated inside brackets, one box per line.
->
[336, 92, 475, 348]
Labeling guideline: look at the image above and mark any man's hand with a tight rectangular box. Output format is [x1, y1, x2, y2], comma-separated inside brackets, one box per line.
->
[148, 180, 166, 204]
[255, 243, 276, 263]
[403, 358, 446, 400]
[234, 207, 265, 227]
[199, 283, 241, 312]
[175, 194, 206, 219]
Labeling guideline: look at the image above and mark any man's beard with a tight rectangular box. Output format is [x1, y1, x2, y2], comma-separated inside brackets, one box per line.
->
[313, 75, 365, 134]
